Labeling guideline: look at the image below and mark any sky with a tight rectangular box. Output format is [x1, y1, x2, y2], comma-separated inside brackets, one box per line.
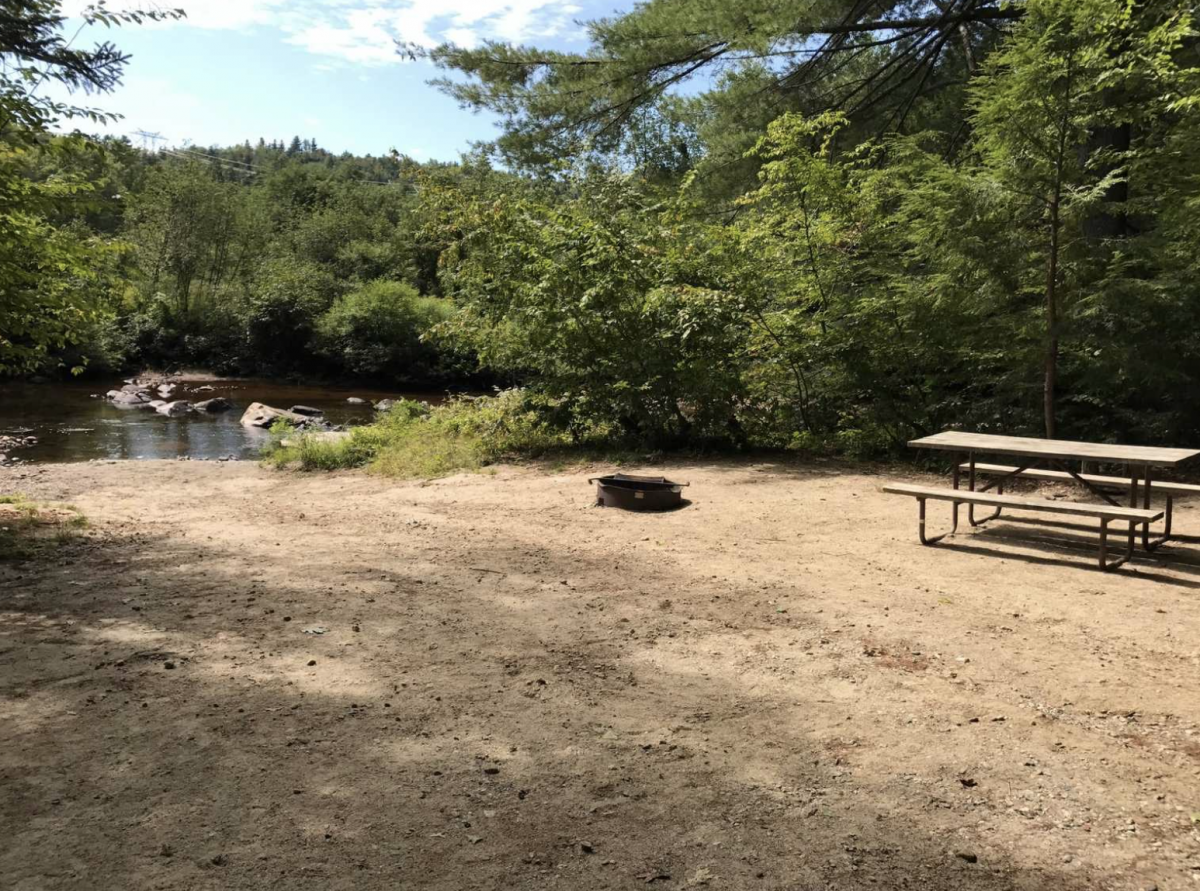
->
[56, 0, 633, 160]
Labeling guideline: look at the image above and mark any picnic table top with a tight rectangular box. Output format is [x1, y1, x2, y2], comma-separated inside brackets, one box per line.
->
[908, 431, 1200, 468]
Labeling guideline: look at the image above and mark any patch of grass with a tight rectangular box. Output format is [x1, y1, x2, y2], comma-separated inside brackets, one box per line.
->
[262, 389, 607, 479]
[0, 493, 88, 560]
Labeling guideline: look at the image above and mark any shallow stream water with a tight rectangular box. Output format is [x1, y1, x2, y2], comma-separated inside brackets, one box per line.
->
[0, 376, 451, 463]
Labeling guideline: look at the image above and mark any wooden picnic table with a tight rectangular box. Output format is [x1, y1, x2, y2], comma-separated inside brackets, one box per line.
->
[908, 430, 1200, 555]
[908, 431, 1200, 468]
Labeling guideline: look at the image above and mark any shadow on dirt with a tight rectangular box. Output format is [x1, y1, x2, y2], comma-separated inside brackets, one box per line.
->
[0, 490, 1103, 891]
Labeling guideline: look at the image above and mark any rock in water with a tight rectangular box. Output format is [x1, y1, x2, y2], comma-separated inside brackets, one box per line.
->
[289, 405, 324, 417]
[156, 400, 193, 417]
[240, 403, 305, 428]
[346, 397, 366, 404]
[107, 389, 151, 408]
[195, 397, 233, 413]
[374, 399, 396, 412]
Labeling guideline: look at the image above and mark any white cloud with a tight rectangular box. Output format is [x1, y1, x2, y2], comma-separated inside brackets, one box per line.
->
[287, 7, 399, 65]
[76, 1, 585, 65]
[441, 26, 480, 48]
[285, 1, 584, 65]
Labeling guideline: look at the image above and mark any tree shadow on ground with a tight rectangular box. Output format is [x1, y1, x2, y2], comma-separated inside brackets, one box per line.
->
[930, 517, 1200, 588]
[0, 507, 1111, 891]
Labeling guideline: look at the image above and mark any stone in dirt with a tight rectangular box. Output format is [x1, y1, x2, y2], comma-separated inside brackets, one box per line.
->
[156, 401, 193, 418]
[289, 405, 324, 417]
[240, 403, 305, 428]
[0, 435, 37, 451]
[195, 397, 233, 413]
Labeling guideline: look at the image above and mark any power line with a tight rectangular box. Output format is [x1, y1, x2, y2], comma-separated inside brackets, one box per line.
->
[176, 146, 261, 170]
[162, 148, 258, 176]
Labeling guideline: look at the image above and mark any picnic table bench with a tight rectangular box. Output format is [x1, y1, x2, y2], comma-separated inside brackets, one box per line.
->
[884, 431, 1200, 570]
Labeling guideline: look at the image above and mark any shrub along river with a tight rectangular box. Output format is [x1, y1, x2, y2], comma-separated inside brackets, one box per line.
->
[0, 376, 451, 463]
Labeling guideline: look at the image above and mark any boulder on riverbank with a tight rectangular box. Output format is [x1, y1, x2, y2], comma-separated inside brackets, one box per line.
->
[240, 402, 306, 428]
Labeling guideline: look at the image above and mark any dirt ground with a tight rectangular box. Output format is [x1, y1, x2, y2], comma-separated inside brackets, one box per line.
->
[1, 458, 1198, 890]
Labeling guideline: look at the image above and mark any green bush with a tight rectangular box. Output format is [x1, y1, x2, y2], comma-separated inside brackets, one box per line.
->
[312, 279, 455, 382]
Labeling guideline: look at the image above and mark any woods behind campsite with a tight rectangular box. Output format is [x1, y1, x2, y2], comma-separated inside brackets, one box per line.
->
[5, 0, 1200, 461]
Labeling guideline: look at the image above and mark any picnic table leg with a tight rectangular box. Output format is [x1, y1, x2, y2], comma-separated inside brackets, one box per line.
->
[1098, 517, 1137, 571]
[966, 452, 1002, 526]
[917, 496, 957, 545]
[951, 455, 961, 533]
[1139, 463, 1172, 551]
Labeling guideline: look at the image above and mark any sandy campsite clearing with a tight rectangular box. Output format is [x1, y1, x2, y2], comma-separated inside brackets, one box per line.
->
[1, 458, 1198, 890]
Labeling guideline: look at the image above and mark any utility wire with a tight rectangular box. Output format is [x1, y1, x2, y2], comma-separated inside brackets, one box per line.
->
[175, 146, 260, 170]
[162, 148, 258, 176]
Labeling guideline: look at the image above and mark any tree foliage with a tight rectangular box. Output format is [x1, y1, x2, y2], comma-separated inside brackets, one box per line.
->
[428, 0, 1022, 192]
[8, 0, 1200, 458]
[421, 0, 1200, 449]
[0, 0, 180, 373]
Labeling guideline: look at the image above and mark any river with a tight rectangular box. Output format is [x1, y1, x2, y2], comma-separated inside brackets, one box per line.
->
[0, 376, 453, 463]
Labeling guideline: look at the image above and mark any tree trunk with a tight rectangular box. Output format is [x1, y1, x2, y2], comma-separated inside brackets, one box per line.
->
[1044, 200, 1061, 439]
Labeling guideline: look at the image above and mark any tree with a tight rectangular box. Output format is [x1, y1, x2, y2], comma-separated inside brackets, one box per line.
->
[0, 0, 181, 374]
[963, 0, 1197, 436]
[126, 160, 260, 321]
[426, 167, 750, 446]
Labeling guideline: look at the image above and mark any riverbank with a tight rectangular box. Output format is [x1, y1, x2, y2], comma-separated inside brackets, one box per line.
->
[2, 459, 1199, 889]
[0, 374, 457, 464]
